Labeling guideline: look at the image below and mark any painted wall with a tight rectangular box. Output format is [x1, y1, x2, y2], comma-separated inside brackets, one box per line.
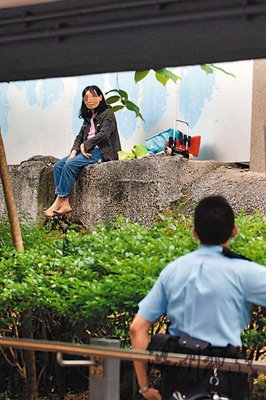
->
[0, 60, 253, 165]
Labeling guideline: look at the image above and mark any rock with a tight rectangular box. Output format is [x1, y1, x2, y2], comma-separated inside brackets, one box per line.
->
[0, 155, 265, 228]
[187, 166, 266, 215]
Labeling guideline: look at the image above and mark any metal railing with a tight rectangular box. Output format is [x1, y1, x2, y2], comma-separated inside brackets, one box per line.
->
[0, 336, 265, 374]
[0, 336, 265, 399]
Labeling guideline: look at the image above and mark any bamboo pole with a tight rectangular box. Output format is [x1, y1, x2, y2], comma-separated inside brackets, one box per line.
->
[0, 128, 24, 251]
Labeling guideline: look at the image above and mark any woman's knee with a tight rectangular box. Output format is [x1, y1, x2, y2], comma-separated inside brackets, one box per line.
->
[55, 157, 66, 168]
[63, 160, 79, 176]
[54, 155, 70, 171]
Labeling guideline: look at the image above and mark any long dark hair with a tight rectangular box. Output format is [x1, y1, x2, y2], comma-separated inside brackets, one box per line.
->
[79, 85, 108, 120]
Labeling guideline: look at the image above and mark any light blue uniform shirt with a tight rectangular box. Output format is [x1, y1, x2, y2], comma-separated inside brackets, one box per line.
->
[138, 245, 266, 347]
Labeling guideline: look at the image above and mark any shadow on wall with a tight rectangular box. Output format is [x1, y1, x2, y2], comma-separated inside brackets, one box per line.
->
[199, 145, 216, 160]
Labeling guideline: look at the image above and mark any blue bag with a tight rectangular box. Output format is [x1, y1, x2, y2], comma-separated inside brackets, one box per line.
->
[144, 128, 177, 154]
[144, 129, 173, 154]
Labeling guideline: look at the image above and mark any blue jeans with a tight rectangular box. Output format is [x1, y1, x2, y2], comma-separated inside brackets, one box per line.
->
[54, 148, 102, 197]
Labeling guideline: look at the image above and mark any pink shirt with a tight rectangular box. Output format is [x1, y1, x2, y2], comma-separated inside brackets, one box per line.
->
[87, 113, 96, 140]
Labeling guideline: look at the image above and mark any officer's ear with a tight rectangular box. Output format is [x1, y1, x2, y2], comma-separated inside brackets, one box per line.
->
[231, 225, 238, 239]
[192, 228, 200, 242]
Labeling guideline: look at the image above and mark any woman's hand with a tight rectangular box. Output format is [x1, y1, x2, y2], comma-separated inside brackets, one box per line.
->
[142, 387, 162, 400]
[80, 143, 92, 158]
[67, 150, 77, 161]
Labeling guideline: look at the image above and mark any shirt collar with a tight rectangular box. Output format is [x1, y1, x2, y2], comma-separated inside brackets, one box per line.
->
[197, 244, 224, 254]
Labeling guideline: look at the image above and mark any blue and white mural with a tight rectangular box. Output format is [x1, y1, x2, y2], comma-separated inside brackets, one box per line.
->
[179, 66, 215, 129]
[0, 60, 253, 164]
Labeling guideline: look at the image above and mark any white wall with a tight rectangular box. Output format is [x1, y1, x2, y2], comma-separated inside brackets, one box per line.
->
[0, 60, 253, 165]
[179, 61, 253, 162]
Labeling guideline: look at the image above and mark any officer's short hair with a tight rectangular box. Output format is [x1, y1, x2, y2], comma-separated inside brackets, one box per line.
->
[194, 195, 235, 245]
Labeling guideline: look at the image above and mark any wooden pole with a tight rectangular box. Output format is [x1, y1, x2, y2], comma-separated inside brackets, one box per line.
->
[0, 129, 37, 398]
[0, 128, 24, 251]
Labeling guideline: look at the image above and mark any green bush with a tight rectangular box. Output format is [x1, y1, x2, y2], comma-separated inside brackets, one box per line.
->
[0, 213, 265, 341]
[0, 212, 265, 397]
[253, 375, 266, 400]
[0, 214, 198, 341]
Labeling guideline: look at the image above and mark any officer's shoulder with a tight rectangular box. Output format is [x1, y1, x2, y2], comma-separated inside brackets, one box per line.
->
[222, 248, 251, 261]
[165, 251, 196, 269]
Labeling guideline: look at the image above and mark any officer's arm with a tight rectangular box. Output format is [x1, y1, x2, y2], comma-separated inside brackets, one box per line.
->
[130, 313, 162, 400]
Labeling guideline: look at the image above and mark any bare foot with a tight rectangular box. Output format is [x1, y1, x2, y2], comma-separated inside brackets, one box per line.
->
[43, 206, 60, 217]
[54, 206, 72, 215]
[43, 196, 65, 216]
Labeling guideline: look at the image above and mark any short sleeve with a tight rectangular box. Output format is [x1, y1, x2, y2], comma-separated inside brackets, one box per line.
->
[138, 274, 167, 323]
[244, 262, 266, 306]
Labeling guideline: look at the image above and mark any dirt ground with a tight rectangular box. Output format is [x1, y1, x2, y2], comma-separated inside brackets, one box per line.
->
[38, 394, 89, 400]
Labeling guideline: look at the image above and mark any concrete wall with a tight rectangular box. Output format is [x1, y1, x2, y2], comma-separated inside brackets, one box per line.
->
[0, 156, 57, 223]
[1, 156, 265, 229]
[0, 156, 222, 228]
[0, 60, 253, 165]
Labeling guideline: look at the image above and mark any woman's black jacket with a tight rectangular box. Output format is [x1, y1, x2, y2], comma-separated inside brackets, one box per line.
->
[71, 109, 121, 161]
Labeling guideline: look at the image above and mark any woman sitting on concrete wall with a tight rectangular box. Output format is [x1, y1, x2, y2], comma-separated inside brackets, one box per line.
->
[44, 85, 121, 217]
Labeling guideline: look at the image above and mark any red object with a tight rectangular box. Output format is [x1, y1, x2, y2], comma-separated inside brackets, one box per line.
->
[166, 135, 201, 157]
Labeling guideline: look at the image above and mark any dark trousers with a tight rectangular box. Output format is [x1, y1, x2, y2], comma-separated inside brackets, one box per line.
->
[148, 334, 251, 400]
[161, 364, 250, 400]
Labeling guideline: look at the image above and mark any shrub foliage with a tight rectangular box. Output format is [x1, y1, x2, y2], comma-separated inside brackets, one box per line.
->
[0, 213, 265, 397]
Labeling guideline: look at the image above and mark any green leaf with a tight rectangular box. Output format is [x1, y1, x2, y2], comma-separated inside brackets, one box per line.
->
[105, 89, 128, 100]
[200, 64, 214, 74]
[118, 89, 129, 100]
[163, 69, 180, 83]
[123, 99, 139, 113]
[134, 70, 150, 83]
[105, 89, 119, 95]
[209, 64, 236, 78]
[107, 105, 124, 114]
[124, 100, 144, 120]
[106, 95, 121, 104]
[155, 68, 180, 83]
[201, 64, 236, 78]
[155, 71, 169, 85]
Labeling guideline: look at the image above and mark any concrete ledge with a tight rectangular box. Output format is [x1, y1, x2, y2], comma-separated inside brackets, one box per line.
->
[0, 155, 220, 227]
[64, 156, 222, 228]
[1, 155, 265, 229]
[0, 155, 56, 223]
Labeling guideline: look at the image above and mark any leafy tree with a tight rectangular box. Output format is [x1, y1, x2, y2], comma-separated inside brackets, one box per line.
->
[106, 64, 235, 118]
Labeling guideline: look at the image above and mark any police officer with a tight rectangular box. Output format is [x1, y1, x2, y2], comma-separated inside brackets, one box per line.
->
[130, 195, 266, 400]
